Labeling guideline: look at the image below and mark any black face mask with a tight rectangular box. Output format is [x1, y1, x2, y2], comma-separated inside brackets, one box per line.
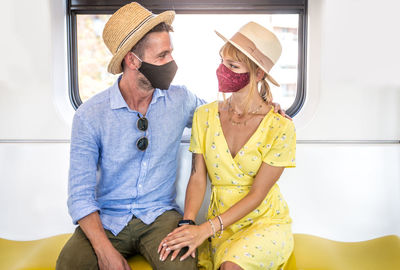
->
[137, 59, 178, 90]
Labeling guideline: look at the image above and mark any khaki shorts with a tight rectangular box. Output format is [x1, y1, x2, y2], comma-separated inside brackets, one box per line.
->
[56, 210, 197, 270]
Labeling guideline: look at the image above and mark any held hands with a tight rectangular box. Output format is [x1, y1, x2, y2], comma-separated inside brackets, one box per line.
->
[157, 223, 211, 262]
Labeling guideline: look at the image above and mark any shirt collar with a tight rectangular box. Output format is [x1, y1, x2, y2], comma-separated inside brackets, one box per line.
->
[110, 76, 128, 110]
[110, 77, 166, 110]
[150, 88, 165, 105]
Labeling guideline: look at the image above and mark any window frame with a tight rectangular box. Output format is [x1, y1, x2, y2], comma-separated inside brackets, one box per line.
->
[67, 0, 307, 116]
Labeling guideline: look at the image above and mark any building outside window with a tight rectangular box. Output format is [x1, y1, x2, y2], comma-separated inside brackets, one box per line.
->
[68, 1, 307, 116]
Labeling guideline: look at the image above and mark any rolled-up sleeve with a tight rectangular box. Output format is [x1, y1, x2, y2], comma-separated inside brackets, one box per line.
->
[67, 113, 101, 224]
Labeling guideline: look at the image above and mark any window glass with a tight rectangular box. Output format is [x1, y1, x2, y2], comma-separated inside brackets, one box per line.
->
[77, 14, 299, 109]
[77, 15, 117, 102]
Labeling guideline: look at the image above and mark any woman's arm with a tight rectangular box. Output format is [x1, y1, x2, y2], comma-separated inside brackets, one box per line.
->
[161, 161, 285, 261]
[217, 163, 284, 229]
[183, 153, 208, 220]
[158, 153, 209, 261]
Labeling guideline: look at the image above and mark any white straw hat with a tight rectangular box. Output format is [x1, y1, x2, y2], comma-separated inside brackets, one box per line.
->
[215, 22, 282, 86]
[103, 2, 175, 74]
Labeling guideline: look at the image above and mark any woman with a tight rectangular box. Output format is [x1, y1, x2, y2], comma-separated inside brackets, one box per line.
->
[158, 22, 296, 270]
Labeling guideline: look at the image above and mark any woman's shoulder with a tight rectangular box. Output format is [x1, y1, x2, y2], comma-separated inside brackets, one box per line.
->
[194, 100, 218, 114]
[266, 109, 296, 134]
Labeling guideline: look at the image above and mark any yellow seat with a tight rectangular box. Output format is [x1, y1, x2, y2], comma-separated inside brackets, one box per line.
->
[284, 234, 400, 270]
[0, 234, 151, 270]
[0, 233, 399, 270]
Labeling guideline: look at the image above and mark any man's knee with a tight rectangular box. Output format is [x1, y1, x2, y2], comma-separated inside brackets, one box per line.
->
[151, 255, 197, 270]
[138, 211, 197, 270]
[155, 210, 183, 229]
[56, 227, 98, 270]
[171, 257, 198, 270]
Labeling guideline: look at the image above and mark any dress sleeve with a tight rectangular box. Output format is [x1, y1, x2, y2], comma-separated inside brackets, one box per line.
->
[262, 120, 296, 168]
[188, 108, 204, 154]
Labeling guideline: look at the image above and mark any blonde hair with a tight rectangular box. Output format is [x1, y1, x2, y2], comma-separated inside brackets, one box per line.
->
[219, 42, 273, 108]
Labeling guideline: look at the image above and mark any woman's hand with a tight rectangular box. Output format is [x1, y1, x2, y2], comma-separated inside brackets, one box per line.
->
[157, 223, 211, 262]
[271, 102, 292, 120]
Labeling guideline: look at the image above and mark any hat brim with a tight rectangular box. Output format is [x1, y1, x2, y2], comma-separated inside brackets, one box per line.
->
[215, 30, 280, 87]
[108, 11, 175, 74]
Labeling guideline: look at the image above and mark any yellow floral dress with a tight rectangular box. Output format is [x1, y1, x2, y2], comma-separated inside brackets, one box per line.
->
[189, 101, 296, 270]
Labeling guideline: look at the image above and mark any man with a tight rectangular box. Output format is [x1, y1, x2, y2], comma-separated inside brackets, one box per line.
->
[57, 2, 288, 269]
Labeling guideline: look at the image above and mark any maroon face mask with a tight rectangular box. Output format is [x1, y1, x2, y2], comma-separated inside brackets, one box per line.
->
[216, 63, 250, 93]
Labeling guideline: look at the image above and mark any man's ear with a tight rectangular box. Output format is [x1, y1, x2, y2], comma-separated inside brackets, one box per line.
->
[123, 52, 140, 71]
[256, 68, 265, 82]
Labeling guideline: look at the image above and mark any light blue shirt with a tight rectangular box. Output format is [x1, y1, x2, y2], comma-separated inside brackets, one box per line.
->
[68, 79, 205, 235]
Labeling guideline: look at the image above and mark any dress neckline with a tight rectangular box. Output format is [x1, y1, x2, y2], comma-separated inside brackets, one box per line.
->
[215, 101, 274, 161]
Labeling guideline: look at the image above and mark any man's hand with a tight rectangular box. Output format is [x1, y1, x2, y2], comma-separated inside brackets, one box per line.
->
[78, 212, 131, 270]
[95, 243, 131, 270]
[272, 102, 292, 120]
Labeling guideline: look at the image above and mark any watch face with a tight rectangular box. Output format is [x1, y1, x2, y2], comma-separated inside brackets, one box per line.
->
[178, 220, 195, 226]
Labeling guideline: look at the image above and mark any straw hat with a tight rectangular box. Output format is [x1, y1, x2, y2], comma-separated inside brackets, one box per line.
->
[215, 22, 282, 86]
[103, 2, 175, 74]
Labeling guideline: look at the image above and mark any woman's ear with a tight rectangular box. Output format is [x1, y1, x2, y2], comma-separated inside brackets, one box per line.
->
[256, 68, 265, 82]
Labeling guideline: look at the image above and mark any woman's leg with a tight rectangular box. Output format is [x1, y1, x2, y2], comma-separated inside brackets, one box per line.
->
[220, 261, 243, 270]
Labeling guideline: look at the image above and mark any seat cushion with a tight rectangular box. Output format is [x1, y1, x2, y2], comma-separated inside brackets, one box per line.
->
[1, 233, 399, 270]
[0, 234, 152, 270]
[284, 234, 400, 270]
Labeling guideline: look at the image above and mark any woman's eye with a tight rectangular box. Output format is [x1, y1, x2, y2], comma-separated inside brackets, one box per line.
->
[230, 64, 238, 68]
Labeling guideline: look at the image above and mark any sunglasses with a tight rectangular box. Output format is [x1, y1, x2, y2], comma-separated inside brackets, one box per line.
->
[136, 114, 149, 151]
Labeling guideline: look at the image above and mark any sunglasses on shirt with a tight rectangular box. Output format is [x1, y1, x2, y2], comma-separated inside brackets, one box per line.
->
[136, 114, 148, 151]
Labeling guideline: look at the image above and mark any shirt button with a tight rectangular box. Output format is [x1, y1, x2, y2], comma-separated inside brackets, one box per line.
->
[138, 184, 142, 188]
[143, 162, 147, 166]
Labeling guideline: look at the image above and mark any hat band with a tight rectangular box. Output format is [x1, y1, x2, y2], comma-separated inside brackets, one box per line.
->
[116, 14, 155, 53]
[230, 32, 274, 72]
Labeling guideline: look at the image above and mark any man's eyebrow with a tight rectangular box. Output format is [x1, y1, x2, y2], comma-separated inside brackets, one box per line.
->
[157, 50, 172, 57]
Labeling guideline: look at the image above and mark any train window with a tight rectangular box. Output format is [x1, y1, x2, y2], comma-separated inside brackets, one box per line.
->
[67, 1, 307, 117]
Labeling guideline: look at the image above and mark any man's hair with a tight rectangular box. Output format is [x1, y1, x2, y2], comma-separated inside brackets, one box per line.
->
[122, 22, 173, 70]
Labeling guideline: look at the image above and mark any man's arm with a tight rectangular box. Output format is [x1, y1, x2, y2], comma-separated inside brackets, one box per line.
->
[271, 102, 292, 120]
[79, 212, 131, 270]
[68, 113, 130, 270]
[183, 87, 207, 129]
[68, 113, 101, 224]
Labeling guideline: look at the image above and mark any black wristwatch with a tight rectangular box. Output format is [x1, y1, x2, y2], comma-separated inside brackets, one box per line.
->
[178, 219, 196, 227]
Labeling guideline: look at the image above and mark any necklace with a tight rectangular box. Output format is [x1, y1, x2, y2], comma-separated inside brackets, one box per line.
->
[228, 98, 263, 116]
[227, 98, 263, 125]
